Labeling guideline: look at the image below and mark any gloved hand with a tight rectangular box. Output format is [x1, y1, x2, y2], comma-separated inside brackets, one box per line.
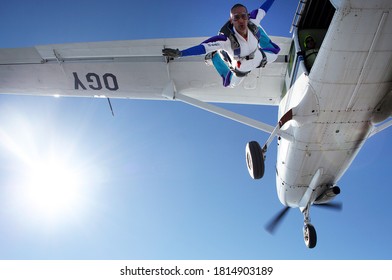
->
[162, 48, 182, 58]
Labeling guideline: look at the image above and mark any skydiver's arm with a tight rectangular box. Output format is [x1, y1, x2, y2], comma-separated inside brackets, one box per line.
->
[181, 35, 231, 56]
[247, 0, 280, 55]
[162, 45, 206, 58]
[180, 45, 206, 56]
[249, 0, 275, 22]
[163, 35, 230, 58]
[260, 0, 275, 13]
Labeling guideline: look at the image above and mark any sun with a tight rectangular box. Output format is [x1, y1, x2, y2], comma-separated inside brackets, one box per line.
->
[21, 157, 84, 223]
[0, 107, 99, 231]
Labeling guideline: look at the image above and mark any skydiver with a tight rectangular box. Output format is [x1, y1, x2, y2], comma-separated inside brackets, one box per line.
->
[303, 35, 319, 70]
[162, 0, 280, 88]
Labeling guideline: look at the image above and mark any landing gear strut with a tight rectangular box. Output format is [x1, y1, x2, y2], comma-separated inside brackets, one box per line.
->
[245, 123, 280, 180]
[302, 205, 317, 248]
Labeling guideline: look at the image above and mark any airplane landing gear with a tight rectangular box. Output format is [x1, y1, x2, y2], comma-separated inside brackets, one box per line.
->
[302, 205, 317, 248]
[245, 141, 265, 179]
[303, 223, 317, 249]
[245, 123, 281, 180]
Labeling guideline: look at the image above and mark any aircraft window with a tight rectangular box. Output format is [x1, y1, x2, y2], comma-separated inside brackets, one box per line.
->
[281, 79, 287, 98]
[287, 41, 296, 78]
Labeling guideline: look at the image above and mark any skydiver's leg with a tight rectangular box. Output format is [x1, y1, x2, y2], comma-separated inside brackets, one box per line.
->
[258, 26, 280, 65]
[228, 74, 245, 88]
[211, 53, 232, 87]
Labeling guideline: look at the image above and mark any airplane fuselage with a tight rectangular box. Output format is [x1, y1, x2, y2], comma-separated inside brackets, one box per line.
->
[275, 0, 392, 209]
[276, 73, 371, 208]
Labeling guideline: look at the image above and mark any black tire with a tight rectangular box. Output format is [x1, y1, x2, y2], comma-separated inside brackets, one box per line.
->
[245, 141, 265, 179]
[304, 223, 317, 249]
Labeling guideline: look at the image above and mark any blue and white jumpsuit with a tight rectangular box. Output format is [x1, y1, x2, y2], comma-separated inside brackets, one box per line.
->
[178, 0, 280, 87]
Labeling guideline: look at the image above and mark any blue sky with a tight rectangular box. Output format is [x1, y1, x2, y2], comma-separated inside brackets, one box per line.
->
[0, 0, 391, 260]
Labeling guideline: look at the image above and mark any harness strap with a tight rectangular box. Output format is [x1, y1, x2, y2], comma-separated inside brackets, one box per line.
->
[219, 20, 261, 58]
[242, 48, 258, 60]
[256, 48, 267, 68]
[304, 49, 319, 59]
[231, 68, 251, 77]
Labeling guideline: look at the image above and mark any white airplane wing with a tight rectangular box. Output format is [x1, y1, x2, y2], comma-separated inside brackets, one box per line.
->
[0, 36, 291, 106]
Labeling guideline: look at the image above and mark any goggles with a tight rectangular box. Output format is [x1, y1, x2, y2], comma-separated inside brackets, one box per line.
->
[231, 12, 249, 21]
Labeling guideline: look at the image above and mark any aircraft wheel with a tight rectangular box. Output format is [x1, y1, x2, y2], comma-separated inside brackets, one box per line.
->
[245, 141, 265, 179]
[303, 223, 317, 249]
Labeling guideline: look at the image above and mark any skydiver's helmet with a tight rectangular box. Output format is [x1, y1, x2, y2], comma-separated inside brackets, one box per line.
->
[304, 35, 315, 49]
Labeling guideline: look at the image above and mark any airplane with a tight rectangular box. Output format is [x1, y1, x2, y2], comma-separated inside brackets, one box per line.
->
[0, 0, 391, 249]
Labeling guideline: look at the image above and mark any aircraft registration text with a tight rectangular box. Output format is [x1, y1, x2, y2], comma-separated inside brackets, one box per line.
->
[73, 72, 119, 91]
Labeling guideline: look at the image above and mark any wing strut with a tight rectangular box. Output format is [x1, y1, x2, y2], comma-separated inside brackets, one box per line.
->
[369, 118, 392, 138]
[176, 92, 276, 134]
[161, 81, 293, 140]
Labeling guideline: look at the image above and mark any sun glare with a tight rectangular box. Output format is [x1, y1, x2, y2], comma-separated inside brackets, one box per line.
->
[21, 158, 83, 223]
[0, 108, 97, 231]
